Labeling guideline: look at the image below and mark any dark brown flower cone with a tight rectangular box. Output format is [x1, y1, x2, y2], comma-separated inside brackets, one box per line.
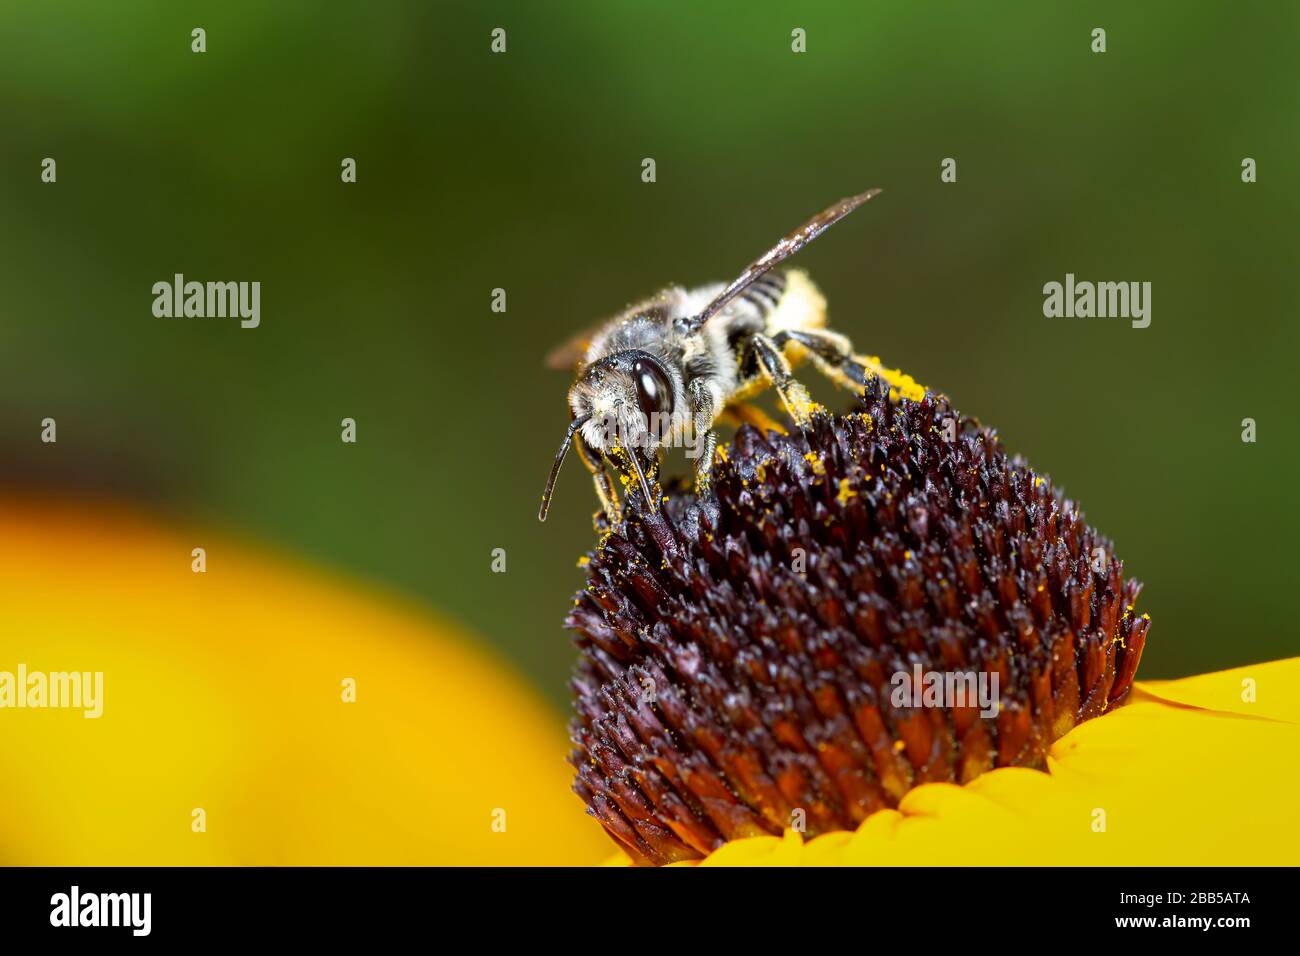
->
[566, 381, 1150, 865]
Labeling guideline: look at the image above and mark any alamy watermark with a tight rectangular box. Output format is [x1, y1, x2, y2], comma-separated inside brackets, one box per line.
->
[152, 273, 260, 328]
[0, 664, 103, 718]
[1042, 273, 1150, 328]
[50, 886, 150, 936]
[590, 409, 707, 457]
[890, 664, 1000, 718]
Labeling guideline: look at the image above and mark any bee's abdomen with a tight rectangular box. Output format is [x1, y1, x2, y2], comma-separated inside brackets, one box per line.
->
[739, 270, 788, 313]
[756, 269, 828, 334]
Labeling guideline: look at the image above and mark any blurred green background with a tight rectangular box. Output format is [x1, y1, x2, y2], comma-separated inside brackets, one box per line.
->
[2, 1, 1296, 710]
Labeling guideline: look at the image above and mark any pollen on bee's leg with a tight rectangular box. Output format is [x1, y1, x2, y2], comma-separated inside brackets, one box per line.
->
[564, 381, 1150, 864]
[775, 379, 816, 428]
[851, 353, 927, 403]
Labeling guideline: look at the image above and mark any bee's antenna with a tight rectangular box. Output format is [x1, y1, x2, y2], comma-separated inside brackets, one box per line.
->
[686, 188, 882, 332]
[539, 414, 591, 522]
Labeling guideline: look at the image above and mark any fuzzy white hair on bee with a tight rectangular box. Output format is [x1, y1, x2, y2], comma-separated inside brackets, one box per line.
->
[540, 188, 926, 524]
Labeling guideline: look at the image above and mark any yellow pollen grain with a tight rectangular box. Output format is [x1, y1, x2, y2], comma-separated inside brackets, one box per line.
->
[836, 478, 857, 506]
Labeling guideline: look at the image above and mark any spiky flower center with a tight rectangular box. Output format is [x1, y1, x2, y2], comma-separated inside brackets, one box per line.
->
[567, 387, 1149, 865]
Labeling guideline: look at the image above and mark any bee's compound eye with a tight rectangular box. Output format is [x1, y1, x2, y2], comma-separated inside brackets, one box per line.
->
[632, 357, 673, 419]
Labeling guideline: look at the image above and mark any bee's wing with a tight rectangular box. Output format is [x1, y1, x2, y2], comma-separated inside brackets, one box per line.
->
[543, 330, 595, 371]
[690, 189, 881, 331]
[544, 292, 680, 370]
[544, 326, 600, 370]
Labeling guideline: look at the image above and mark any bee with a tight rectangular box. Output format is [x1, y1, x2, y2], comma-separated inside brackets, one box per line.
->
[538, 189, 925, 524]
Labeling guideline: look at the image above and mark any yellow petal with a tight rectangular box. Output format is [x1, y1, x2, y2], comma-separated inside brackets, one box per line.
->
[670, 658, 1300, 866]
[1138, 658, 1300, 722]
[0, 500, 608, 865]
[697, 827, 805, 867]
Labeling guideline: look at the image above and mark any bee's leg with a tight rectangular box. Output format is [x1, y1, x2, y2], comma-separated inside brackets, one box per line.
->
[576, 434, 621, 528]
[685, 379, 720, 499]
[747, 333, 816, 428]
[608, 445, 661, 515]
[691, 429, 718, 497]
[771, 329, 926, 402]
[682, 380, 722, 525]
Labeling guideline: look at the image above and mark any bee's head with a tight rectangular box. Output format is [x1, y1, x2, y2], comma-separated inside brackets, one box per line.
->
[570, 350, 681, 456]
[539, 349, 682, 521]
